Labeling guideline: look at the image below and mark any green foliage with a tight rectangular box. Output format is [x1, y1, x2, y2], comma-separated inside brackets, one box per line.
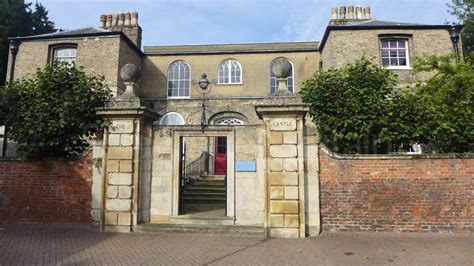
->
[0, 62, 111, 158]
[0, 0, 56, 85]
[411, 54, 474, 153]
[448, 0, 474, 62]
[301, 55, 473, 154]
[300, 57, 415, 154]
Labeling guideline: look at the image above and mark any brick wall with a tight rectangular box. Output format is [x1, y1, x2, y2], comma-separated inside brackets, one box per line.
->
[319, 147, 474, 233]
[0, 154, 92, 224]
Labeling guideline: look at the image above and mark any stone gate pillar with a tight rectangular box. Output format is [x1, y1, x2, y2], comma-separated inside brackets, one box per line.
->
[95, 64, 159, 231]
[256, 103, 309, 238]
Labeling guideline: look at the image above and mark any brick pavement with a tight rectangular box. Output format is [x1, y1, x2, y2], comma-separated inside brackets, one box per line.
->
[0, 223, 472, 265]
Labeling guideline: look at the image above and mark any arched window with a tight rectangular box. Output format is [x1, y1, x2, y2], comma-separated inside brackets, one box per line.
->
[167, 61, 191, 98]
[53, 46, 77, 64]
[218, 59, 242, 84]
[159, 112, 185, 125]
[270, 58, 294, 93]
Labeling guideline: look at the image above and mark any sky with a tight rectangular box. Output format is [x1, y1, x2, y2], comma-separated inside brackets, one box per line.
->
[31, 0, 457, 47]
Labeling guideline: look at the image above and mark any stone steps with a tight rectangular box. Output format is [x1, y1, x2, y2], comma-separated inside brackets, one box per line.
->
[184, 175, 226, 204]
[136, 224, 266, 237]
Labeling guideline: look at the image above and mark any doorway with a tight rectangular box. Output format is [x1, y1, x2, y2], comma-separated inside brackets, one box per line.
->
[178, 136, 227, 216]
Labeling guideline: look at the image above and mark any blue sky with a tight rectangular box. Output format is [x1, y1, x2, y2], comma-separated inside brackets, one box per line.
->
[33, 0, 456, 47]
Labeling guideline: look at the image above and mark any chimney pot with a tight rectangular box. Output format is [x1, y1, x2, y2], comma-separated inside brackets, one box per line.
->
[339, 6, 347, 20]
[125, 13, 131, 26]
[348, 6, 355, 19]
[100, 15, 106, 28]
[112, 14, 119, 26]
[131, 12, 138, 26]
[106, 14, 113, 27]
[356, 7, 363, 19]
[364, 7, 371, 20]
[118, 13, 125, 26]
[331, 7, 338, 20]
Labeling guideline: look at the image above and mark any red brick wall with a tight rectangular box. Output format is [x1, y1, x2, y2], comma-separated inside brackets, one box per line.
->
[0, 154, 92, 224]
[319, 148, 474, 233]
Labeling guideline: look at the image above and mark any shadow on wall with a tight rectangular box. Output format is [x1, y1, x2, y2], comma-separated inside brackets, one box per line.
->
[0, 152, 93, 224]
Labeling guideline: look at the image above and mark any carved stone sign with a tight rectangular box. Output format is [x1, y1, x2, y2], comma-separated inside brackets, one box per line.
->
[269, 118, 296, 131]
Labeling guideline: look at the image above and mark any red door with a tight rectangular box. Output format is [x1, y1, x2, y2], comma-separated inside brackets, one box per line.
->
[214, 137, 227, 175]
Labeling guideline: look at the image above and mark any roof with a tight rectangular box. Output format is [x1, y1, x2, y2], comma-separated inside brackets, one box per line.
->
[319, 19, 451, 51]
[8, 27, 144, 56]
[144, 41, 319, 55]
[8, 27, 115, 41]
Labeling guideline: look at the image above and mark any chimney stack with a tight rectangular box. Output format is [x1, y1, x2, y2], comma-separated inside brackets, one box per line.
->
[100, 12, 142, 48]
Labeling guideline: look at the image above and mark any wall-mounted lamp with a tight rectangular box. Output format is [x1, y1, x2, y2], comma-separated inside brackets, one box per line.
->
[449, 25, 462, 62]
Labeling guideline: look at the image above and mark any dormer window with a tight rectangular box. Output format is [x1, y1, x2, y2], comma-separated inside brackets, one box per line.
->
[53, 46, 77, 64]
[380, 39, 409, 69]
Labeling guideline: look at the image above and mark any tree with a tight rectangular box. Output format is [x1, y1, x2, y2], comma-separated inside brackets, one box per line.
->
[448, 0, 474, 61]
[0, 0, 56, 85]
[0, 62, 111, 158]
[411, 55, 474, 153]
[300, 57, 417, 154]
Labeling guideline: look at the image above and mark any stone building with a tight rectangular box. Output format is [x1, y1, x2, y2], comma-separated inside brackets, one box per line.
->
[1, 7, 461, 237]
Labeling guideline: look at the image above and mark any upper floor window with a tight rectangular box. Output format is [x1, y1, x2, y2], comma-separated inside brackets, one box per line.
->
[167, 60, 191, 98]
[380, 39, 409, 69]
[160, 112, 185, 125]
[53, 47, 77, 64]
[270, 58, 294, 93]
[218, 59, 242, 84]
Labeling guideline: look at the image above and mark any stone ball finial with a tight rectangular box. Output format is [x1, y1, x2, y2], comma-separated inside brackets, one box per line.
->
[120, 63, 141, 82]
[271, 58, 292, 79]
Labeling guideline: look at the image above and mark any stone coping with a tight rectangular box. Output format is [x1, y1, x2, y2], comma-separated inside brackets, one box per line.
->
[320, 144, 474, 160]
[0, 150, 92, 161]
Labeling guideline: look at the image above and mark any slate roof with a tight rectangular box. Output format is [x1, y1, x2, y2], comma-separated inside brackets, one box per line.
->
[9, 27, 115, 41]
[144, 41, 319, 55]
[319, 19, 451, 51]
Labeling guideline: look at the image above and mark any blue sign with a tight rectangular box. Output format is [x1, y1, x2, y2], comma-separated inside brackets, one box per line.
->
[236, 161, 257, 172]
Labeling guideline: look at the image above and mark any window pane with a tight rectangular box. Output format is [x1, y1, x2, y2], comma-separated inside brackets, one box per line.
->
[381, 41, 389, 48]
[382, 58, 390, 66]
[398, 41, 406, 48]
[390, 40, 398, 48]
[399, 58, 407, 66]
[381, 50, 389, 57]
[398, 49, 406, 57]
[390, 58, 398, 66]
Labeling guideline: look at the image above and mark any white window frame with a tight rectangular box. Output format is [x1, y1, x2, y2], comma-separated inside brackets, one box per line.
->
[270, 58, 295, 93]
[167, 60, 191, 99]
[380, 39, 411, 70]
[217, 59, 242, 85]
[159, 112, 185, 125]
[52, 46, 77, 64]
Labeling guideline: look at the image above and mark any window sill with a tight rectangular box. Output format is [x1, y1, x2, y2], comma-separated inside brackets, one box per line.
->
[167, 96, 191, 99]
[386, 66, 412, 70]
[216, 82, 243, 86]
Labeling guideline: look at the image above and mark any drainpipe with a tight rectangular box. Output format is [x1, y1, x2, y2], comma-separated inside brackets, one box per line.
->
[2, 40, 19, 157]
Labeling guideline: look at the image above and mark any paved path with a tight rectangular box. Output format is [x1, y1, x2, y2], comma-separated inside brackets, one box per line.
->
[0, 223, 472, 265]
